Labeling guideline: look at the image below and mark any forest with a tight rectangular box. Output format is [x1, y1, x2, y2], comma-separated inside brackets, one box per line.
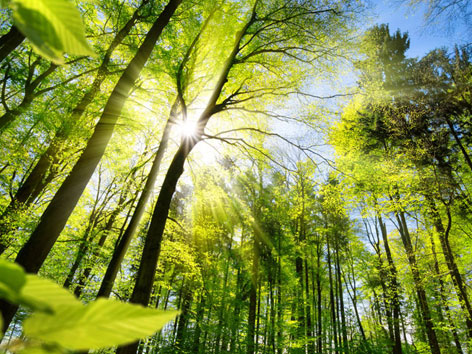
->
[0, 0, 471, 353]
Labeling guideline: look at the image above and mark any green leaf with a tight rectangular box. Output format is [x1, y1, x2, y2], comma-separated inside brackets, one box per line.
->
[19, 275, 81, 313]
[10, 0, 94, 64]
[18, 343, 65, 354]
[0, 259, 26, 303]
[24, 299, 179, 350]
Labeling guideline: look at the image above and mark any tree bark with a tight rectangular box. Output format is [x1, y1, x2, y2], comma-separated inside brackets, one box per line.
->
[445, 116, 472, 174]
[0, 26, 25, 63]
[327, 234, 338, 354]
[378, 215, 402, 354]
[174, 284, 193, 350]
[316, 239, 323, 354]
[335, 244, 348, 353]
[395, 210, 441, 354]
[247, 234, 259, 354]
[427, 197, 472, 339]
[430, 229, 464, 353]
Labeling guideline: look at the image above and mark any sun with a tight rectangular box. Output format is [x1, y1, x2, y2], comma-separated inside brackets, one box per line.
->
[177, 119, 199, 139]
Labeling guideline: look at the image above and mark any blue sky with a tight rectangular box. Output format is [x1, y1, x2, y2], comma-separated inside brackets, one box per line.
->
[373, 0, 471, 58]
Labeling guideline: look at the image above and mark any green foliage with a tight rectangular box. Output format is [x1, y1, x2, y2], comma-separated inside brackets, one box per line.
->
[24, 299, 179, 350]
[9, 0, 94, 64]
[0, 259, 178, 353]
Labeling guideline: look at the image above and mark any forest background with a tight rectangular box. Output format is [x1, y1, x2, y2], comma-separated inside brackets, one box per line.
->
[0, 0, 471, 353]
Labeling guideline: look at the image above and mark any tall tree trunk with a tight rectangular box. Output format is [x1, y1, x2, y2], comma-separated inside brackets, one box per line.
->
[304, 259, 313, 352]
[192, 290, 206, 353]
[74, 198, 127, 297]
[247, 235, 259, 354]
[215, 235, 232, 353]
[430, 229, 464, 353]
[395, 210, 441, 354]
[116, 140, 194, 354]
[316, 239, 323, 354]
[269, 270, 276, 354]
[295, 252, 305, 352]
[174, 284, 193, 350]
[276, 232, 284, 354]
[327, 235, 338, 354]
[445, 116, 472, 173]
[427, 197, 472, 339]
[230, 267, 243, 354]
[0, 26, 25, 63]
[335, 244, 348, 353]
[255, 276, 262, 353]
[0, 0, 182, 332]
[295, 189, 306, 352]
[378, 215, 402, 354]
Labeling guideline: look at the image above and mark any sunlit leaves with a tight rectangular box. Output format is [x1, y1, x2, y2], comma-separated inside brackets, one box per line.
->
[10, 0, 94, 64]
[0, 260, 178, 352]
[0, 259, 26, 304]
[24, 300, 179, 350]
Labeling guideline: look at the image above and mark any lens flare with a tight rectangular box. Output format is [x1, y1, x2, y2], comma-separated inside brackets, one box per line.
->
[178, 119, 198, 139]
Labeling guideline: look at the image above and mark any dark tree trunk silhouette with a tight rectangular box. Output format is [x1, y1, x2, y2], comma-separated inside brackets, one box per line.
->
[0, 26, 25, 63]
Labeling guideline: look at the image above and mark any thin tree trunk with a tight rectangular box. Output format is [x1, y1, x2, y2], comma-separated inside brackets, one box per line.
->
[255, 276, 262, 353]
[192, 291, 206, 353]
[74, 198, 126, 297]
[316, 239, 323, 354]
[174, 284, 193, 350]
[445, 116, 472, 173]
[304, 258, 313, 352]
[427, 197, 472, 339]
[247, 234, 259, 354]
[430, 229, 464, 353]
[378, 215, 402, 354]
[395, 210, 441, 354]
[215, 235, 232, 353]
[335, 244, 348, 353]
[327, 235, 338, 354]
[276, 231, 283, 354]
[295, 194, 306, 352]
[269, 271, 276, 354]
[230, 267, 242, 353]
